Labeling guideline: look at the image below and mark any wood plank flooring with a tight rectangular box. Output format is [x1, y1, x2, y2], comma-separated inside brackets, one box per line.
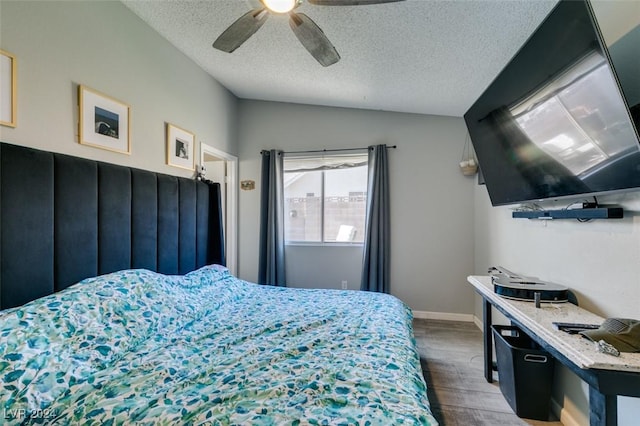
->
[413, 318, 563, 426]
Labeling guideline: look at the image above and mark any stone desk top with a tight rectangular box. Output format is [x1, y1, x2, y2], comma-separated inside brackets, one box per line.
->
[468, 275, 640, 373]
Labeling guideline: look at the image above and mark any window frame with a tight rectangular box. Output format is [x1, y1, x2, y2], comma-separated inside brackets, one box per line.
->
[283, 152, 368, 246]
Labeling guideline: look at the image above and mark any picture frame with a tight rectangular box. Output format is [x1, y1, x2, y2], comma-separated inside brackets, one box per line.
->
[0, 50, 17, 127]
[166, 123, 195, 170]
[78, 85, 130, 154]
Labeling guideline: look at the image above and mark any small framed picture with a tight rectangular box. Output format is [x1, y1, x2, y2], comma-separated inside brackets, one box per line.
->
[0, 50, 17, 127]
[166, 123, 195, 170]
[78, 85, 130, 154]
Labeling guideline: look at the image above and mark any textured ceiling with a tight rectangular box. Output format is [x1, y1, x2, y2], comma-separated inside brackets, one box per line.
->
[122, 0, 559, 117]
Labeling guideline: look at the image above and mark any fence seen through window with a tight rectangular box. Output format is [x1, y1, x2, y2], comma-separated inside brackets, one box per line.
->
[284, 153, 368, 243]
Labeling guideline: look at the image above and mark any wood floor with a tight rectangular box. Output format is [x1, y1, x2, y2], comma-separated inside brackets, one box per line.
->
[413, 318, 564, 426]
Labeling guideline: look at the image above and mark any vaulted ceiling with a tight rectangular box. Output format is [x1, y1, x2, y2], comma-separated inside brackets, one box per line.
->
[122, 0, 558, 117]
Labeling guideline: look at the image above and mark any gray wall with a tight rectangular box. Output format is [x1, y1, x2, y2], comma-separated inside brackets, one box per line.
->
[473, 3, 640, 423]
[474, 188, 640, 425]
[237, 100, 476, 315]
[286, 245, 363, 290]
[591, 1, 640, 116]
[0, 0, 237, 173]
[10, 1, 638, 422]
[0, 1, 477, 316]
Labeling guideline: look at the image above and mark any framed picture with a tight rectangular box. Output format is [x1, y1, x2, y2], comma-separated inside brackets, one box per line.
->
[78, 85, 130, 154]
[166, 123, 195, 170]
[0, 50, 16, 127]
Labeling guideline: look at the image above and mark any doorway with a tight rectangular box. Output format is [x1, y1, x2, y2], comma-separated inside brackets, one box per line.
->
[200, 143, 238, 276]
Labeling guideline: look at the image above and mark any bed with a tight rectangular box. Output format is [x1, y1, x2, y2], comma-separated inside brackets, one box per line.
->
[0, 142, 437, 425]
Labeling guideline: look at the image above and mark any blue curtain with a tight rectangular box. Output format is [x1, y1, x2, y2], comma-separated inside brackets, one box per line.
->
[258, 150, 286, 287]
[361, 144, 390, 293]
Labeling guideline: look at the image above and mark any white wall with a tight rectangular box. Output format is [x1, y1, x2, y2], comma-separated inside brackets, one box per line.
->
[0, 1, 237, 174]
[237, 100, 476, 314]
[474, 187, 640, 424]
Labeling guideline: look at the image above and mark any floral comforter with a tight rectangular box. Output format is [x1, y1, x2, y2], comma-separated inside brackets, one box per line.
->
[0, 265, 436, 425]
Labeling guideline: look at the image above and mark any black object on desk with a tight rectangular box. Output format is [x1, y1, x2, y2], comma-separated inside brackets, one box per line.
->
[553, 322, 601, 334]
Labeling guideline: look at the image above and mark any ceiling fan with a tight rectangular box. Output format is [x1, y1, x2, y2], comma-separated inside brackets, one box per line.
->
[212, 0, 406, 67]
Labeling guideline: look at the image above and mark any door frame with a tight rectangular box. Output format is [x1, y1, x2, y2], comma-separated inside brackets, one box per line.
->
[200, 143, 238, 276]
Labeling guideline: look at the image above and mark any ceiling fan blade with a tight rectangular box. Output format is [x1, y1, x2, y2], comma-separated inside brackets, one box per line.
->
[308, 0, 405, 5]
[289, 13, 340, 67]
[213, 8, 269, 53]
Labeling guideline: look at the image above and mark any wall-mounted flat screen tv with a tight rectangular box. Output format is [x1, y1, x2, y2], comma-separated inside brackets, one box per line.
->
[464, 0, 640, 206]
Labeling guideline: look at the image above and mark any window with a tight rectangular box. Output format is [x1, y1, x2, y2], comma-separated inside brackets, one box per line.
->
[284, 152, 368, 244]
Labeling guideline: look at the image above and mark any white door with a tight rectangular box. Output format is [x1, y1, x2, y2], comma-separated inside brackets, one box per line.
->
[205, 158, 226, 229]
[200, 144, 238, 276]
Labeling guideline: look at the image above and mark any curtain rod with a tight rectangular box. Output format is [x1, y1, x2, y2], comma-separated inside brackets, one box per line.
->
[260, 145, 397, 155]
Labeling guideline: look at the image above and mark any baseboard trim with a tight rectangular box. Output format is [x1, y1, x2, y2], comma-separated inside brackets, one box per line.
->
[473, 315, 483, 331]
[551, 398, 583, 426]
[412, 310, 475, 323]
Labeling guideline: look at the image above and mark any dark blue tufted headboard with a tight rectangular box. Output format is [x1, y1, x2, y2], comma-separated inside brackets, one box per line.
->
[0, 142, 225, 310]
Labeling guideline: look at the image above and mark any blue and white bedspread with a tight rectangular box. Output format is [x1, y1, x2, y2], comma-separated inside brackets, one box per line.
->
[1, 265, 437, 425]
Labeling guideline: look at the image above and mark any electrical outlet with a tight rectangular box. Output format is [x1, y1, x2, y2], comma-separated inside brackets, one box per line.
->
[341, 280, 348, 290]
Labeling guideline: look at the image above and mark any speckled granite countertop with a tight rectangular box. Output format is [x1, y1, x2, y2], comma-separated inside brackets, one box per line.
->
[468, 275, 640, 373]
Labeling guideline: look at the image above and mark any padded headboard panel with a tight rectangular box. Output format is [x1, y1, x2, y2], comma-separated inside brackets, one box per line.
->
[0, 142, 225, 310]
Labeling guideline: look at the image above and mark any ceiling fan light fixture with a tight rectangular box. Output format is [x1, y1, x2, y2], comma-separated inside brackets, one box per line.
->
[262, 0, 297, 14]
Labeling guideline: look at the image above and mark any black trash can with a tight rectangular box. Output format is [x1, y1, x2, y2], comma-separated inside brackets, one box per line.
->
[492, 325, 555, 421]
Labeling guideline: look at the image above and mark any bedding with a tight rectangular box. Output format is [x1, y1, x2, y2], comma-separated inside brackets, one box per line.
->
[0, 265, 437, 425]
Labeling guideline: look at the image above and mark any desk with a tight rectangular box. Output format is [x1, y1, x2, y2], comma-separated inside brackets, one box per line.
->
[468, 276, 640, 426]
